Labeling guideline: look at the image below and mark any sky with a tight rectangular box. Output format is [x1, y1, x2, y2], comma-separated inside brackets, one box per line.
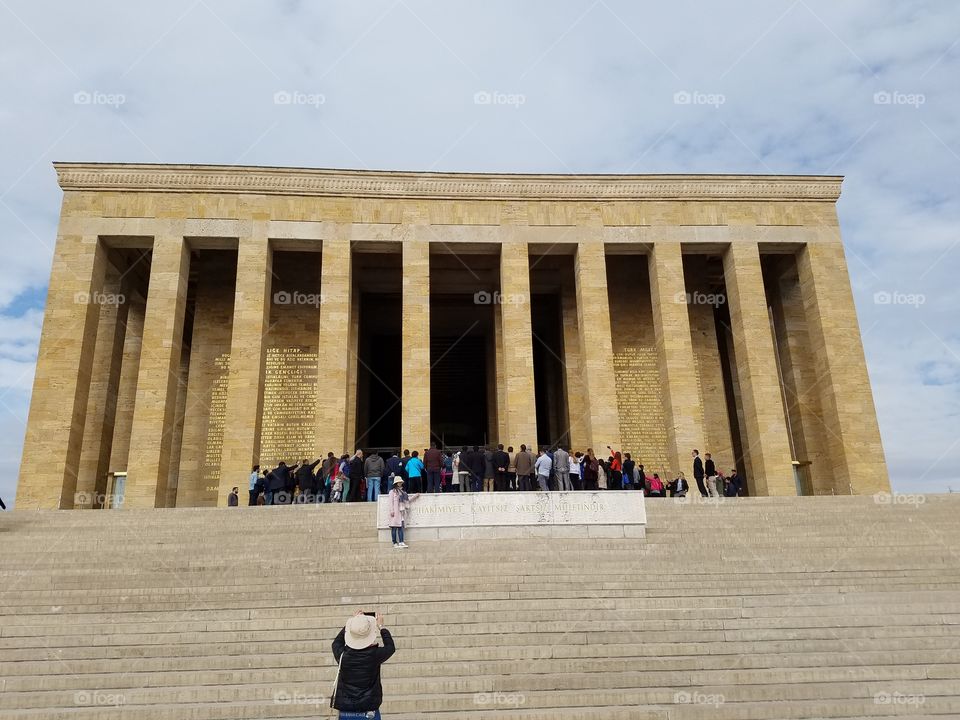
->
[0, 0, 957, 506]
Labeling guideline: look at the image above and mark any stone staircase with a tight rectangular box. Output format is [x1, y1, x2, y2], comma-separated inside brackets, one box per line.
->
[1, 494, 959, 719]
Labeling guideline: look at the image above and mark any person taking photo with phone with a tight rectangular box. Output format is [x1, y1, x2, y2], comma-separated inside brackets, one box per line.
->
[331, 610, 395, 719]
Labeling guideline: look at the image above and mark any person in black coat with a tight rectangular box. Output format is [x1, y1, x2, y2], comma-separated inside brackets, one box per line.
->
[467, 445, 485, 492]
[267, 462, 297, 505]
[348, 452, 365, 503]
[492, 444, 510, 492]
[692, 449, 707, 497]
[296, 458, 321, 503]
[332, 611, 395, 715]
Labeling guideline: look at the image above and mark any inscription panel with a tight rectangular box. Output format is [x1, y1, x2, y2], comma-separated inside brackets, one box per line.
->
[259, 346, 318, 466]
[377, 491, 646, 528]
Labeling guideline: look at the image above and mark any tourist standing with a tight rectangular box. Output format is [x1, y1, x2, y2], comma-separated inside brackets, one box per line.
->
[692, 449, 707, 497]
[621, 453, 636, 490]
[297, 458, 321, 503]
[597, 456, 608, 490]
[405, 450, 425, 493]
[725, 469, 743, 497]
[321, 452, 337, 503]
[553, 445, 572, 491]
[515, 444, 535, 491]
[507, 446, 517, 491]
[387, 478, 420, 548]
[535, 448, 553, 492]
[570, 452, 582, 490]
[493, 444, 510, 492]
[266, 462, 291, 505]
[482, 446, 495, 492]
[607, 448, 622, 488]
[704, 452, 719, 498]
[331, 610, 395, 718]
[228, 487, 239, 506]
[424, 443, 443, 494]
[582, 449, 598, 491]
[468, 445, 485, 492]
[364, 452, 386, 502]
[248, 465, 260, 506]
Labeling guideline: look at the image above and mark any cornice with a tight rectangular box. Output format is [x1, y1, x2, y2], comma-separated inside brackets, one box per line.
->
[53, 163, 843, 202]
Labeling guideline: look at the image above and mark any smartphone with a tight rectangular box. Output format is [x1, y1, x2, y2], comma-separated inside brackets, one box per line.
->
[363, 611, 376, 617]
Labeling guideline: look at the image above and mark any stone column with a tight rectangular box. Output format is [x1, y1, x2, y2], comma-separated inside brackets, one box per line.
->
[316, 239, 353, 454]
[648, 242, 707, 476]
[402, 239, 431, 451]
[125, 235, 190, 508]
[796, 239, 888, 494]
[574, 242, 620, 453]
[17, 233, 107, 509]
[108, 294, 145, 474]
[75, 263, 129, 508]
[499, 241, 538, 449]
[560, 280, 588, 450]
[722, 241, 795, 495]
[218, 226, 271, 506]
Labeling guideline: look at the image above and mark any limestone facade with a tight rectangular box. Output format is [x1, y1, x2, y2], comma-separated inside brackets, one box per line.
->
[15, 164, 888, 507]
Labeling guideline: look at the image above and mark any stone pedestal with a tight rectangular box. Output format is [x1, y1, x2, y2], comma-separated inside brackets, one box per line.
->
[376, 490, 646, 541]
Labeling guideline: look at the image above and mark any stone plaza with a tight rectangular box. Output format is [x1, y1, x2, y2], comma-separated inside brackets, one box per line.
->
[16, 163, 888, 509]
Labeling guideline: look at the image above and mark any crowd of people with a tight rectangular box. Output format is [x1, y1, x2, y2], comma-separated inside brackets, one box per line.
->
[230, 443, 745, 506]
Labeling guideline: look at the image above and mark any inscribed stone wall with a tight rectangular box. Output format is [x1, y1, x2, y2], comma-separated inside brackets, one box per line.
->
[259, 252, 320, 467]
[606, 259, 669, 472]
[175, 254, 235, 506]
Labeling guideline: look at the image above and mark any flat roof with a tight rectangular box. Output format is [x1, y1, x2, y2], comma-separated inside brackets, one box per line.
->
[52, 162, 843, 202]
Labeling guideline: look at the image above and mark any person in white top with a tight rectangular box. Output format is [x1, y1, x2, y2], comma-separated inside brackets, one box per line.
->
[569, 453, 581, 491]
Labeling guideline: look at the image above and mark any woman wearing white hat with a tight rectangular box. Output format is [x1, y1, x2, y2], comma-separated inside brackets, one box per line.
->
[331, 610, 395, 718]
[387, 477, 419, 548]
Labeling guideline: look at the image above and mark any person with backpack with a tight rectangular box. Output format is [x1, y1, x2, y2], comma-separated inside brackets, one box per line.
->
[331, 610, 395, 718]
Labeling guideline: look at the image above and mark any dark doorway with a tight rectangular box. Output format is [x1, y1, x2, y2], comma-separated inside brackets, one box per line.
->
[353, 249, 403, 451]
[431, 329, 488, 447]
[356, 293, 402, 449]
[531, 292, 567, 447]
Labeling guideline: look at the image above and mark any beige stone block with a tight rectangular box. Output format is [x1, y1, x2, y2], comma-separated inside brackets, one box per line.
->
[125, 235, 190, 508]
[401, 239, 431, 450]
[648, 242, 706, 475]
[498, 241, 538, 449]
[74, 263, 129, 508]
[560, 281, 588, 451]
[107, 295, 145, 475]
[796, 241, 889, 494]
[17, 234, 107, 509]
[574, 242, 621, 453]
[315, 239, 353, 454]
[213, 234, 270, 507]
[722, 241, 795, 495]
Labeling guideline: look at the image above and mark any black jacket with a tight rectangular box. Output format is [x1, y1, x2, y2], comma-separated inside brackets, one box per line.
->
[693, 456, 704, 480]
[332, 627, 395, 711]
[297, 460, 321, 492]
[468, 451, 485, 479]
[267, 465, 291, 492]
[493, 450, 510, 473]
[349, 457, 364, 481]
[704, 458, 716, 477]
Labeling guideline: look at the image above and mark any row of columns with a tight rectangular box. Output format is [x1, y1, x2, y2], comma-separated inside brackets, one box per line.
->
[17, 233, 883, 509]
